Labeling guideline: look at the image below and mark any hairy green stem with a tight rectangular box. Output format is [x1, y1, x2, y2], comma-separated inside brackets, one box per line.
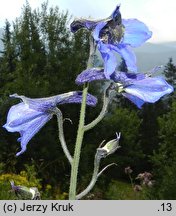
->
[68, 35, 95, 200]
[69, 84, 88, 199]
[75, 131, 120, 199]
[84, 89, 110, 132]
[76, 150, 116, 200]
[76, 150, 101, 200]
[55, 108, 73, 164]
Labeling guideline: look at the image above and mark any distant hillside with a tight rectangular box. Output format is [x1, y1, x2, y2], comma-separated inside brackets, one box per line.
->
[0, 28, 3, 51]
[135, 42, 176, 72]
[0, 28, 175, 72]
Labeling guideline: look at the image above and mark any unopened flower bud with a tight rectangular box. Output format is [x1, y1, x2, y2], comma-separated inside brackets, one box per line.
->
[10, 181, 40, 200]
[101, 132, 121, 156]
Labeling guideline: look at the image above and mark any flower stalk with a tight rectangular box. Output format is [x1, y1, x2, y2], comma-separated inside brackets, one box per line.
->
[76, 133, 120, 199]
[84, 83, 114, 131]
[69, 36, 96, 199]
[76, 148, 102, 200]
[69, 84, 88, 199]
[55, 108, 73, 164]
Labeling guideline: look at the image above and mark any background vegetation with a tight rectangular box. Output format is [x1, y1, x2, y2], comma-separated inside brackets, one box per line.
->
[0, 2, 175, 199]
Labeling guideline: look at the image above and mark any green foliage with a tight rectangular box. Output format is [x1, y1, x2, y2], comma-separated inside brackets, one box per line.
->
[139, 102, 165, 165]
[149, 101, 176, 199]
[105, 179, 143, 200]
[81, 106, 144, 181]
[144, 59, 176, 199]
[0, 163, 41, 199]
[103, 107, 143, 170]
[0, 1, 90, 188]
[0, 162, 68, 199]
[164, 58, 176, 90]
[41, 184, 68, 200]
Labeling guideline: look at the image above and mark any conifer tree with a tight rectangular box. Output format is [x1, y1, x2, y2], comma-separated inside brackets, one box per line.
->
[164, 58, 176, 90]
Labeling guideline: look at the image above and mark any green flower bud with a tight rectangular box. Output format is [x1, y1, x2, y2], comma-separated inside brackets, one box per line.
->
[102, 132, 121, 155]
[97, 132, 121, 159]
[10, 181, 40, 200]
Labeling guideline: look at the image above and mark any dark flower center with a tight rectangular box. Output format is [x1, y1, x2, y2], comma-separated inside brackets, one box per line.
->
[99, 23, 124, 44]
[99, 10, 124, 44]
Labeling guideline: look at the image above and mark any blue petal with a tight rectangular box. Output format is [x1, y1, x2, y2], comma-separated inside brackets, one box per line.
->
[71, 4, 121, 33]
[59, 92, 98, 107]
[99, 43, 118, 78]
[3, 102, 44, 130]
[92, 21, 107, 41]
[4, 91, 97, 156]
[3, 102, 52, 156]
[16, 114, 52, 156]
[10, 94, 58, 112]
[112, 44, 137, 72]
[10, 91, 97, 112]
[122, 93, 145, 108]
[122, 19, 152, 47]
[111, 5, 121, 20]
[76, 68, 105, 85]
[70, 19, 99, 33]
[93, 23, 118, 78]
[125, 77, 173, 103]
[111, 71, 145, 83]
[10, 181, 21, 192]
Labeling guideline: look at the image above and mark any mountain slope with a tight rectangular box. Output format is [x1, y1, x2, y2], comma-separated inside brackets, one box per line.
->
[0, 28, 3, 51]
[135, 42, 176, 71]
[0, 29, 175, 72]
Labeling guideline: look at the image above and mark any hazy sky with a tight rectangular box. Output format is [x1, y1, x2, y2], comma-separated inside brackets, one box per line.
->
[0, 0, 175, 43]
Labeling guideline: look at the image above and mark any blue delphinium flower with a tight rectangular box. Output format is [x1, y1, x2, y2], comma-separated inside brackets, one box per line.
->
[76, 68, 173, 108]
[71, 5, 152, 78]
[3, 92, 97, 156]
